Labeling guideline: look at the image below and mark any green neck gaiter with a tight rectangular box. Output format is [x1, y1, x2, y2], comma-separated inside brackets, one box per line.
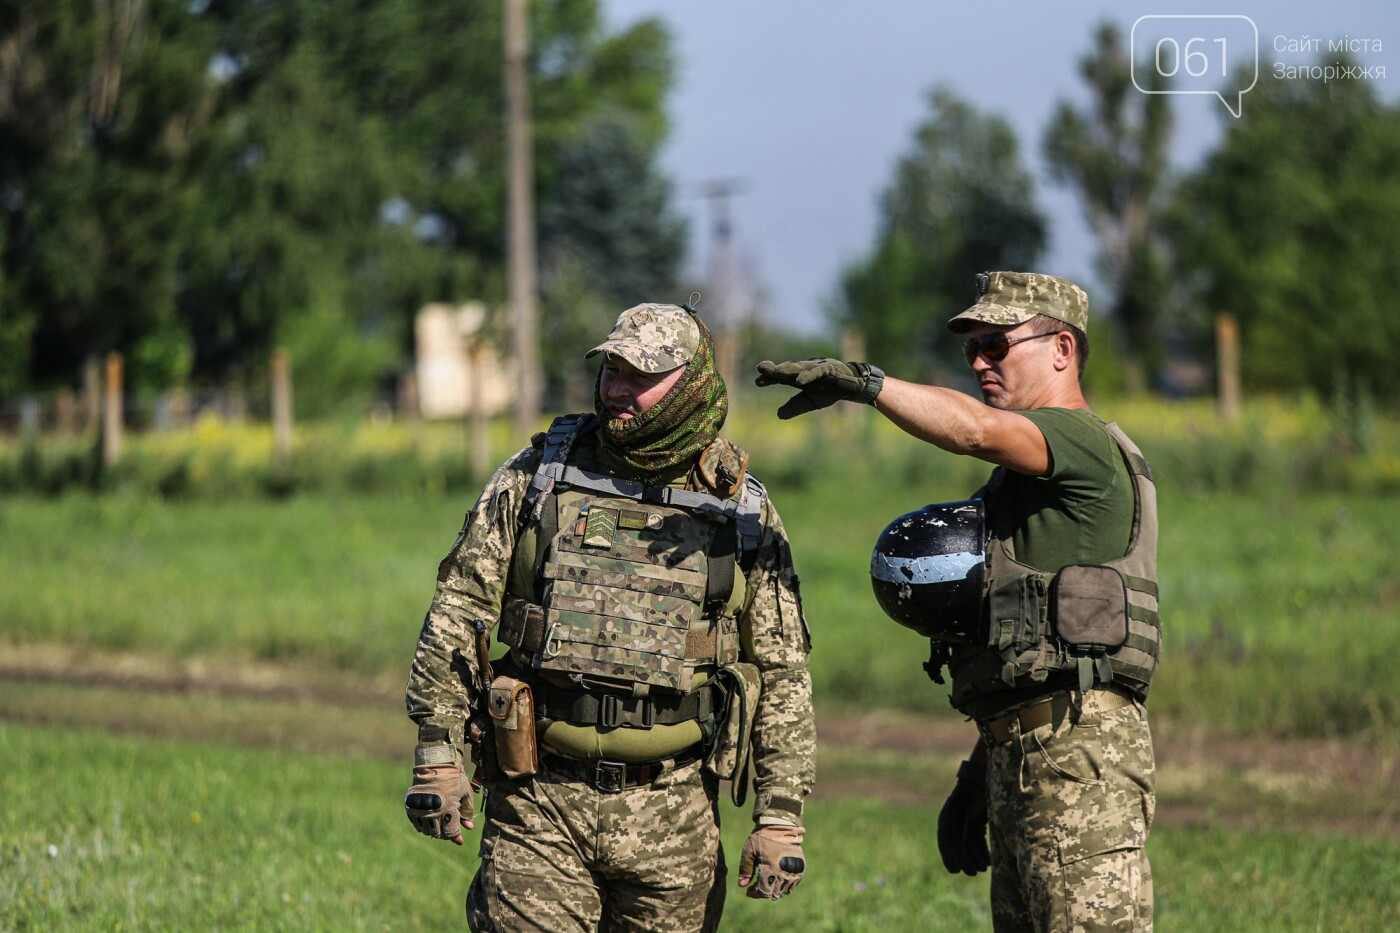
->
[594, 319, 728, 481]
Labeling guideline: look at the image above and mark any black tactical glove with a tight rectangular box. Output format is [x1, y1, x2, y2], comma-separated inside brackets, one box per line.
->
[754, 358, 885, 419]
[937, 760, 990, 876]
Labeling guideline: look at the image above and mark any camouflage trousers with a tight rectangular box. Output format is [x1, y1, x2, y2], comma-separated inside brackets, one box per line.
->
[985, 688, 1155, 932]
[466, 758, 726, 932]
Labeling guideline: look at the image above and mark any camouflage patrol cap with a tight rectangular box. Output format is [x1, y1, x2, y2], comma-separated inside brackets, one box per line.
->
[585, 303, 700, 373]
[946, 271, 1089, 334]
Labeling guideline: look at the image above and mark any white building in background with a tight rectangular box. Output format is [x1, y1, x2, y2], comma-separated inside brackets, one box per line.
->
[414, 302, 515, 419]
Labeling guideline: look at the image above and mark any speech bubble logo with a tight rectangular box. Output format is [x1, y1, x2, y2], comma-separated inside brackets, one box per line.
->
[1131, 15, 1259, 118]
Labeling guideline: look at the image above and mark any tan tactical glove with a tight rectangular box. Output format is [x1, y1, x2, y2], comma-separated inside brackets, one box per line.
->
[755, 358, 885, 419]
[404, 751, 474, 846]
[738, 825, 806, 900]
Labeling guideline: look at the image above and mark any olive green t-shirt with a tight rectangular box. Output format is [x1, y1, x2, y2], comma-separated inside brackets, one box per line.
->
[991, 408, 1133, 572]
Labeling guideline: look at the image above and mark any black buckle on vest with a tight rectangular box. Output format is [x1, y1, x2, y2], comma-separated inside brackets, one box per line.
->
[599, 694, 654, 729]
[594, 759, 627, 794]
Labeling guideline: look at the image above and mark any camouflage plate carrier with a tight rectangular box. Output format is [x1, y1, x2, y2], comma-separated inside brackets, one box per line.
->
[496, 414, 765, 730]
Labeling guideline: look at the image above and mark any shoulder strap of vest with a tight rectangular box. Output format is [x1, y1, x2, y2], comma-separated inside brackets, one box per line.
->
[1104, 421, 1153, 482]
[518, 416, 769, 590]
[518, 413, 598, 535]
[736, 474, 767, 573]
[551, 466, 744, 522]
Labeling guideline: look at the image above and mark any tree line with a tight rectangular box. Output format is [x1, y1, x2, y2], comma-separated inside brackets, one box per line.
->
[0, 0, 684, 415]
[3, 12, 1398, 414]
[837, 23, 1400, 403]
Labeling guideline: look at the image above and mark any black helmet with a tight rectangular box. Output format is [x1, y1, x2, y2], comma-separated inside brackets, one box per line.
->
[870, 499, 987, 643]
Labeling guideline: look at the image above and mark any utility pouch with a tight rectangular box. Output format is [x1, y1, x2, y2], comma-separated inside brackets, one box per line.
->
[487, 675, 540, 779]
[1051, 564, 1130, 652]
[705, 662, 761, 806]
[498, 597, 549, 656]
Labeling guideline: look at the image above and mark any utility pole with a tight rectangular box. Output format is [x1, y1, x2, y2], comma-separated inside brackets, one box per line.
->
[102, 352, 123, 468]
[271, 348, 294, 473]
[1216, 313, 1240, 424]
[698, 178, 747, 397]
[505, 0, 541, 434]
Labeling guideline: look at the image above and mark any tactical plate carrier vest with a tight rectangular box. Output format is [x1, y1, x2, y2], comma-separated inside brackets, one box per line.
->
[497, 415, 765, 726]
[943, 421, 1161, 712]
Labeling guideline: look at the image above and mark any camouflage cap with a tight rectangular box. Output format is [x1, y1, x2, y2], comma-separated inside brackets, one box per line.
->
[946, 271, 1089, 334]
[585, 303, 700, 373]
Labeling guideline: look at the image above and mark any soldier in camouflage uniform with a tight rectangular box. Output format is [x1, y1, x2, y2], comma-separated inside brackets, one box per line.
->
[757, 272, 1158, 931]
[405, 302, 816, 932]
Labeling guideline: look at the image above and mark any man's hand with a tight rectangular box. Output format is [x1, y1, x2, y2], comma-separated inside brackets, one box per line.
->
[404, 760, 474, 845]
[738, 825, 806, 900]
[937, 760, 990, 876]
[754, 359, 884, 419]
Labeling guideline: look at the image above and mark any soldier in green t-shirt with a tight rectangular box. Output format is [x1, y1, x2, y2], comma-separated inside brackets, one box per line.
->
[757, 271, 1160, 932]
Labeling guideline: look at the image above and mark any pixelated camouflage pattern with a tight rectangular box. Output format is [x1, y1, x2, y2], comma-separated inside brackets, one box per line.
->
[585, 303, 701, 373]
[947, 271, 1090, 334]
[405, 445, 541, 748]
[984, 690, 1155, 931]
[404, 426, 815, 826]
[467, 761, 725, 931]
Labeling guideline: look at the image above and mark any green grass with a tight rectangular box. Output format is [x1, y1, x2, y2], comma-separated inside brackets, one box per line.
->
[5, 399, 1399, 929]
[2, 418, 1399, 740]
[1150, 828, 1400, 932]
[0, 493, 452, 674]
[4, 722, 1397, 932]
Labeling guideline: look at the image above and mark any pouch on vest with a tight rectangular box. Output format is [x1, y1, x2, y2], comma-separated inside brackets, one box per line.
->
[704, 662, 761, 806]
[1051, 564, 1129, 694]
[1051, 565, 1130, 650]
[488, 675, 540, 779]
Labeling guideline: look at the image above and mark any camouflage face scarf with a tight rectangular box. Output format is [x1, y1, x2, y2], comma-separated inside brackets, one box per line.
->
[594, 317, 728, 480]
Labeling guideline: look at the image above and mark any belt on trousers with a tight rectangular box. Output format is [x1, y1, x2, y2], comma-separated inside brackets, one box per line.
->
[977, 686, 1136, 745]
[541, 746, 702, 794]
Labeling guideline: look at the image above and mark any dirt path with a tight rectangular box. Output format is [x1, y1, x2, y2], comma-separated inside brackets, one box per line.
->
[4, 646, 1398, 839]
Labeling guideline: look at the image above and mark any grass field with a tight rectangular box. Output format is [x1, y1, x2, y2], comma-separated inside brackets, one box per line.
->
[3, 418, 1398, 739]
[4, 718, 1396, 932]
[3, 400, 1399, 928]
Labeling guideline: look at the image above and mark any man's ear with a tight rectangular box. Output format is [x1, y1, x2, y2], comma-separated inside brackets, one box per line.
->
[1053, 331, 1077, 372]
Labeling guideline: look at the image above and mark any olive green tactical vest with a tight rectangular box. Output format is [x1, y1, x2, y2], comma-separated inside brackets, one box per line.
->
[948, 421, 1160, 712]
[498, 415, 761, 702]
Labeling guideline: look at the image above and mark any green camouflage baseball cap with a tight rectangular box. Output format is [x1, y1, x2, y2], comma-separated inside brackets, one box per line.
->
[946, 271, 1089, 334]
[585, 303, 700, 373]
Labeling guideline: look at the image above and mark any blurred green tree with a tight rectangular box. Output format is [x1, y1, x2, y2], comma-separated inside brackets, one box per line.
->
[1170, 60, 1400, 403]
[1043, 22, 1173, 392]
[835, 87, 1046, 381]
[538, 109, 687, 407]
[1, 0, 682, 413]
[172, 29, 406, 394]
[0, 0, 218, 390]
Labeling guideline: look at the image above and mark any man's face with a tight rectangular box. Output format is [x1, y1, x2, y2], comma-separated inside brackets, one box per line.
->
[598, 354, 685, 420]
[964, 321, 1059, 411]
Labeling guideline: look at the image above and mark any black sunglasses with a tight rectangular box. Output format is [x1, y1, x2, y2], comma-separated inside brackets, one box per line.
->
[961, 331, 1060, 366]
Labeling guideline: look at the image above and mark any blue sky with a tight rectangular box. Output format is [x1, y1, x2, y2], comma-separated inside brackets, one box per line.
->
[603, 1, 1397, 335]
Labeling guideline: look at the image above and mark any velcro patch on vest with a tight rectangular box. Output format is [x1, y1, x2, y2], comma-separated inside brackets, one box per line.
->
[618, 509, 650, 531]
[582, 507, 618, 548]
